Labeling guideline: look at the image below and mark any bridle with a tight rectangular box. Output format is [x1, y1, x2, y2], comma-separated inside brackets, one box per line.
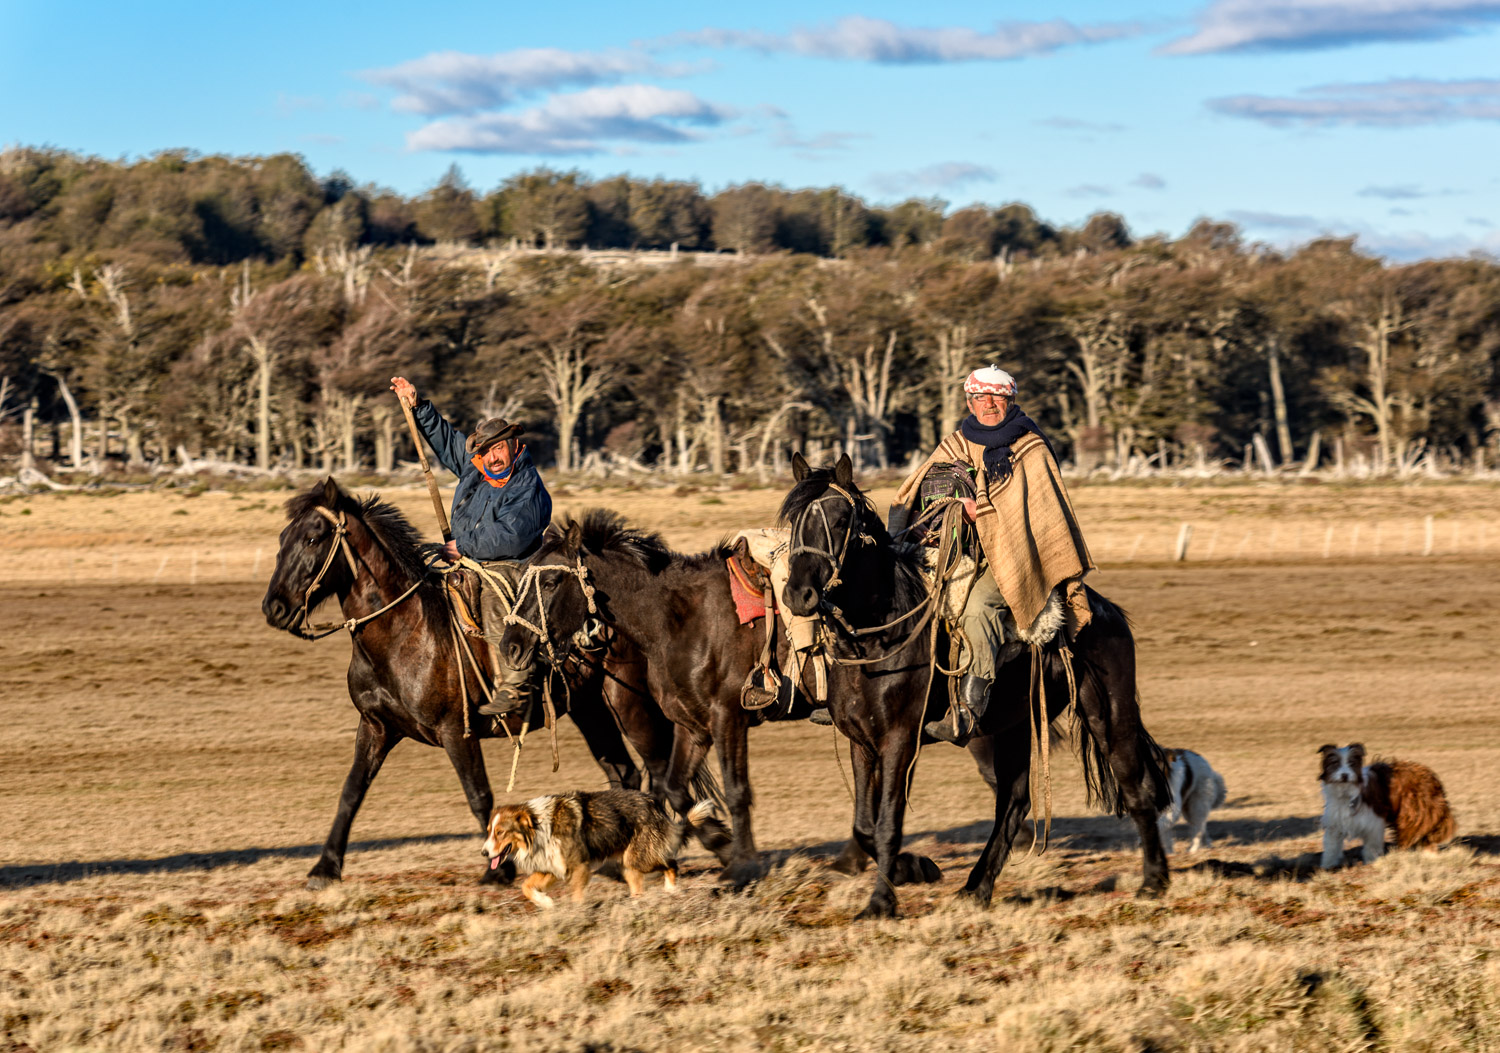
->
[501, 557, 605, 667]
[289, 505, 427, 641]
[786, 481, 948, 663]
[787, 482, 877, 596]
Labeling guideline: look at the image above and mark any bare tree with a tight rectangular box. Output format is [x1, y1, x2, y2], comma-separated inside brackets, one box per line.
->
[522, 292, 624, 472]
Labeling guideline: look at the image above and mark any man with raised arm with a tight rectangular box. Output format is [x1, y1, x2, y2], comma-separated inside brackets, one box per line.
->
[888, 365, 1095, 747]
[390, 376, 552, 563]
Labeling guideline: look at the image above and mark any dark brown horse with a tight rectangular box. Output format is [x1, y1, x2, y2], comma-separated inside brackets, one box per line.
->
[495, 509, 949, 891]
[261, 477, 679, 889]
[780, 455, 1170, 915]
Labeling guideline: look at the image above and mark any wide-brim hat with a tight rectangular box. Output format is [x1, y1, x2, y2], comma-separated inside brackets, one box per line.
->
[466, 417, 524, 454]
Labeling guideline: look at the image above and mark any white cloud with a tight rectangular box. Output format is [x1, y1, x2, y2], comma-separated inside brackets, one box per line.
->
[669, 15, 1138, 63]
[1067, 183, 1115, 198]
[363, 48, 678, 116]
[1162, 0, 1500, 55]
[404, 84, 733, 154]
[772, 126, 865, 152]
[1209, 77, 1500, 126]
[1228, 209, 1324, 230]
[870, 161, 997, 195]
[1227, 208, 1500, 260]
[1132, 173, 1167, 190]
[1358, 183, 1430, 198]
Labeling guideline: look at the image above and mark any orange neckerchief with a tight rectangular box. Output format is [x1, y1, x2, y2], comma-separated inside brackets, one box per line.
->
[471, 444, 524, 490]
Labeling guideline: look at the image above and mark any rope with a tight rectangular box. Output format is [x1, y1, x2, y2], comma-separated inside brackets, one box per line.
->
[1023, 642, 1055, 856]
[292, 509, 434, 642]
[501, 559, 598, 667]
[506, 698, 533, 793]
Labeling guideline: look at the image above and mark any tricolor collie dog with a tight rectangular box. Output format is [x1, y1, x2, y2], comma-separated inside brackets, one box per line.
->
[1318, 743, 1456, 869]
[483, 790, 725, 908]
[1156, 748, 1228, 853]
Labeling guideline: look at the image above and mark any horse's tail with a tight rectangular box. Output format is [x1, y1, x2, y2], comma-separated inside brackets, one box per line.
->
[1067, 646, 1170, 819]
[688, 764, 728, 815]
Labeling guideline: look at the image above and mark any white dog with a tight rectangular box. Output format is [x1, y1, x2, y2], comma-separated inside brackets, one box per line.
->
[1157, 748, 1228, 853]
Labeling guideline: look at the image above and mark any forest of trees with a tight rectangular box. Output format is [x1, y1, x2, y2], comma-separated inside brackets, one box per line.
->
[2, 145, 1498, 481]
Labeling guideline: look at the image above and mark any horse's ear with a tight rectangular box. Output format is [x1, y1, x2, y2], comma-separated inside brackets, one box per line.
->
[543, 522, 564, 541]
[833, 453, 854, 489]
[732, 536, 750, 560]
[563, 520, 583, 553]
[791, 451, 810, 482]
[321, 476, 342, 509]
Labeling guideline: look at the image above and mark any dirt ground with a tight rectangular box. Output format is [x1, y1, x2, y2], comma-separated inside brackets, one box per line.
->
[2, 480, 1499, 1050]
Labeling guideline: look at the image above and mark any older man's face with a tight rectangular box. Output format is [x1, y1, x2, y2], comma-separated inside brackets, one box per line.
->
[482, 439, 517, 474]
[967, 393, 1010, 427]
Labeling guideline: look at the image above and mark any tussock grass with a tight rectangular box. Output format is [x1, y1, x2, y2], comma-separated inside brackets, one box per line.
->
[6, 848, 1500, 1050]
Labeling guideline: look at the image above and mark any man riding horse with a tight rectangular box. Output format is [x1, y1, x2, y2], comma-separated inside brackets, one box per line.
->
[890, 365, 1096, 747]
[390, 375, 552, 715]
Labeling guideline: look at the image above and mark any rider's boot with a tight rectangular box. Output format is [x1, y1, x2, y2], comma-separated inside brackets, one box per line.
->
[807, 707, 833, 726]
[924, 673, 991, 747]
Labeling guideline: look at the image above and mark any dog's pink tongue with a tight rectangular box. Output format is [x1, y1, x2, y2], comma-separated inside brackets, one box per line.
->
[489, 856, 500, 871]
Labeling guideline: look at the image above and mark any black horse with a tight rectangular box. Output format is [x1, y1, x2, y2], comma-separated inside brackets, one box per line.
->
[261, 477, 678, 889]
[780, 454, 1170, 914]
[495, 509, 952, 895]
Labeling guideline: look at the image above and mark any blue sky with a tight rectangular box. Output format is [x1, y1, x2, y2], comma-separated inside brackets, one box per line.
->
[4, 0, 1498, 259]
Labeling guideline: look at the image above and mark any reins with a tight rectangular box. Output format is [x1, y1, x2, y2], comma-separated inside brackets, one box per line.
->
[789, 486, 962, 667]
[288, 505, 549, 775]
[501, 558, 601, 667]
[291, 507, 429, 641]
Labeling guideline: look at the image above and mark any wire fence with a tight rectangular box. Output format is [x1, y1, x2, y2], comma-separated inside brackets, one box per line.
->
[1, 515, 1496, 587]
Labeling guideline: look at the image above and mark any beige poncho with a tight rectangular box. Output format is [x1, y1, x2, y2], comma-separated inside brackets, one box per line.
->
[890, 430, 1095, 637]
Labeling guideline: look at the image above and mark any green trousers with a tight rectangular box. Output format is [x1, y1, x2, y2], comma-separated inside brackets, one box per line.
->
[958, 571, 1008, 681]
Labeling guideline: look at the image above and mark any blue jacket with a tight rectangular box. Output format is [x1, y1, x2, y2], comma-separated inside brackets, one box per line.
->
[413, 400, 552, 562]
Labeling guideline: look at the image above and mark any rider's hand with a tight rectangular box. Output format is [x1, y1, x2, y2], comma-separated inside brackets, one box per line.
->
[391, 376, 418, 409]
[442, 540, 461, 562]
[960, 497, 978, 522]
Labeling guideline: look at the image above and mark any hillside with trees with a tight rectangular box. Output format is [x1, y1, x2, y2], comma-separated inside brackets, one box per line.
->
[2, 146, 1498, 481]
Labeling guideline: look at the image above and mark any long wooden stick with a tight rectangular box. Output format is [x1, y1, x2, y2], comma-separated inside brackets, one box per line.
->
[398, 397, 452, 541]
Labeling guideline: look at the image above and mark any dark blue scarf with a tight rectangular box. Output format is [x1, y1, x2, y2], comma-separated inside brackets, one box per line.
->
[960, 404, 1052, 484]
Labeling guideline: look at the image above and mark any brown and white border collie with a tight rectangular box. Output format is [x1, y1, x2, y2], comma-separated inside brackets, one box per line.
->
[483, 790, 724, 908]
[1318, 743, 1456, 869]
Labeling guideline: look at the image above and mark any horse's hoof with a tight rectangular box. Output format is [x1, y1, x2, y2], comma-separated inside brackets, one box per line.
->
[719, 861, 762, 888]
[305, 873, 339, 891]
[955, 886, 991, 908]
[1135, 881, 1168, 900]
[830, 843, 869, 877]
[892, 853, 942, 885]
[855, 902, 898, 921]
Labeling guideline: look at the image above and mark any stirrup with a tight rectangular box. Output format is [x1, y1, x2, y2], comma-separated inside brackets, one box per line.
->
[740, 667, 780, 710]
[923, 713, 974, 747]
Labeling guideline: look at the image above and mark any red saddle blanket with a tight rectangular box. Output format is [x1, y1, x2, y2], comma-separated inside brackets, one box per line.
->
[726, 556, 772, 625]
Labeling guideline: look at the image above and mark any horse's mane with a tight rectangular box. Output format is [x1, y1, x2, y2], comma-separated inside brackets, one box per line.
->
[286, 482, 441, 584]
[776, 464, 929, 614]
[540, 508, 732, 574]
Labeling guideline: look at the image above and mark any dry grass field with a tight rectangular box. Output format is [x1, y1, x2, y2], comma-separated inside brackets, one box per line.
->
[3, 479, 1500, 1051]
